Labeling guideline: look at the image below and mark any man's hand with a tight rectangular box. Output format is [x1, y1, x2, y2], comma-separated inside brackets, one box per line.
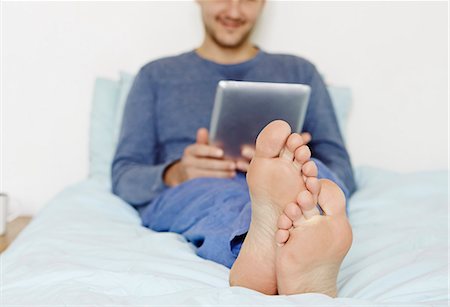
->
[163, 128, 236, 187]
[235, 132, 312, 172]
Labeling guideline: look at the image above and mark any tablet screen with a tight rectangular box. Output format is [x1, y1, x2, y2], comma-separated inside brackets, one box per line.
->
[209, 81, 311, 159]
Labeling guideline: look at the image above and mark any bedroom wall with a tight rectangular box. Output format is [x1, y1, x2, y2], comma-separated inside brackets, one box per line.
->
[2, 1, 448, 216]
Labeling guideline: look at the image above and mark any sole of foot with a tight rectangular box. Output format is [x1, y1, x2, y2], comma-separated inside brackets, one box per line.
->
[229, 120, 318, 295]
[275, 178, 353, 297]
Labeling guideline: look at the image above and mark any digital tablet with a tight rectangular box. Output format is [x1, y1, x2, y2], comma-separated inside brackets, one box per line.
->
[209, 80, 311, 159]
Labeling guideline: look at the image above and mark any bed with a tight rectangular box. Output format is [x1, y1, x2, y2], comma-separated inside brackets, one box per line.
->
[2, 74, 448, 306]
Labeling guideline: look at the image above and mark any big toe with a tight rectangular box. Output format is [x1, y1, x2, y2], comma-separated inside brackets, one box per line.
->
[255, 120, 292, 158]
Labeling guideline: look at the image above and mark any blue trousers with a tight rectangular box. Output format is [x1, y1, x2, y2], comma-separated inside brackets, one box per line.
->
[137, 159, 348, 268]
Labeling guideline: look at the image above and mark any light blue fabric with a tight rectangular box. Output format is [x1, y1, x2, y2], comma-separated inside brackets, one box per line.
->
[88, 78, 120, 183]
[327, 86, 352, 139]
[88, 72, 352, 186]
[2, 168, 448, 305]
[88, 72, 135, 186]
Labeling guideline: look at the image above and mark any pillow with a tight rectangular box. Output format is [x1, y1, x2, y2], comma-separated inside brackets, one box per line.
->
[327, 86, 352, 139]
[88, 73, 352, 186]
[88, 78, 120, 184]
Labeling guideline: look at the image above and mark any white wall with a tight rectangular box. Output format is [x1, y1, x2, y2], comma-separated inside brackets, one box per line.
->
[2, 1, 448, 216]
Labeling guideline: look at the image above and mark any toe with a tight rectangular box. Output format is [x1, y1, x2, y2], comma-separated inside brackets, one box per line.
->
[317, 179, 347, 216]
[297, 190, 320, 219]
[306, 177, 320, 199]
[302, 160, 318, 178]
[280, 133, 303, 161]
[255, 120, 291, 158]
[284, 202, 302, 221]
[277, 213, 293, 230]
[275, 229, 290, 245]
[294, 145, 311, 167]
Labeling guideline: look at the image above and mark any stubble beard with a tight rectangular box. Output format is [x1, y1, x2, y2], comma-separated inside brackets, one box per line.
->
[205, 23, 253, 50]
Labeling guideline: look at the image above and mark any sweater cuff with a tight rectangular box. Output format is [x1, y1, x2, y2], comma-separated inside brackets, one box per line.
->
[149, 162, 173, 196]
[122, 161, 174, 207]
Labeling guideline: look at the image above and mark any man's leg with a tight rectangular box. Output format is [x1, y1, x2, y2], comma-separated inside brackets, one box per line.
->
[139, 172, 252, 269]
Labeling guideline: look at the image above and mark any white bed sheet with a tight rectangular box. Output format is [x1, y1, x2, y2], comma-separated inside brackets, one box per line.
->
[2, 167, 448, 306]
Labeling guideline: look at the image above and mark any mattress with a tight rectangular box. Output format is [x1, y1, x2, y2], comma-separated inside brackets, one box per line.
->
[2, 167, 448, 306]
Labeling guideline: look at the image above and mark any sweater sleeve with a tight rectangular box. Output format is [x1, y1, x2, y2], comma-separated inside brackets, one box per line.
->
[302, 64, 357, 198]
[111, 66, 172, 206]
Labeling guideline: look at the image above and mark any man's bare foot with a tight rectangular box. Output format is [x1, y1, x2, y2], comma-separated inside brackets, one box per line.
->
[275, 178, 353, 297]
[229, 120, 318, 295]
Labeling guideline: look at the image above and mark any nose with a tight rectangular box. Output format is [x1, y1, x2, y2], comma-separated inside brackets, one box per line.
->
[225, 0, 242, 19]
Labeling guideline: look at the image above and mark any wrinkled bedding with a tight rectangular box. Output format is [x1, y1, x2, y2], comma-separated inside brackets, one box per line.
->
[2, 167, 448, 306]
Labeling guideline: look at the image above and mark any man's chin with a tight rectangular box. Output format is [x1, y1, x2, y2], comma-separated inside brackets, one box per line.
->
[213, 35, 249, 49]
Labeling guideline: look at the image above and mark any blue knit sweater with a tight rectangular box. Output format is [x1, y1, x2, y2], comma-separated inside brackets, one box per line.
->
[112, 50, 356, 206]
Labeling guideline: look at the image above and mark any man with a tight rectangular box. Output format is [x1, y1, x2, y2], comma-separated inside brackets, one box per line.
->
[112, 0, 356, 297]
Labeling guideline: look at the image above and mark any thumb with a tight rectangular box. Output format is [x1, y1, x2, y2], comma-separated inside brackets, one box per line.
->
[196, 128, 209, 145]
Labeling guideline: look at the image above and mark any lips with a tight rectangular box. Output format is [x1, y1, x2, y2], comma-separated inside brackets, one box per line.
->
[219, 18, 243, 29]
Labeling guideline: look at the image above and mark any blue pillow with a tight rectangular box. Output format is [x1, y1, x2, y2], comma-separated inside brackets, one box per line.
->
[89, 78, 120, 184]
[89, 73, 352, 185]
[327, 86, 352, 139]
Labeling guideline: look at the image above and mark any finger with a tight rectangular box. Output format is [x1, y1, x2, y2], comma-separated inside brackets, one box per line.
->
[196, 128, 209, 145]
[301, 132, 312, 145]
[236, 160, 250, 172]
[241, 145, 255, 160]
[186, 156, 236, 171]
[185, 144, 223, 158]
[190, 169, 236, 179]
